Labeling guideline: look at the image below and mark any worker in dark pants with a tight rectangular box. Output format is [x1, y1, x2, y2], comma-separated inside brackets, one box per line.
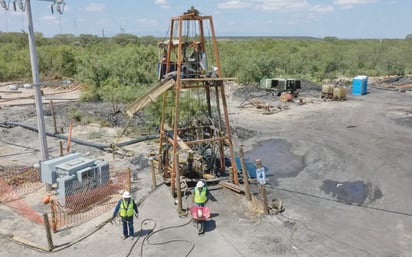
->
[113, 191, 139, 240]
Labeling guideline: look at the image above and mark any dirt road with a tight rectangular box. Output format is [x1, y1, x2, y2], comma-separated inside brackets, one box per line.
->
[1, 80, 412, 256]
[233, 82, 412, 256]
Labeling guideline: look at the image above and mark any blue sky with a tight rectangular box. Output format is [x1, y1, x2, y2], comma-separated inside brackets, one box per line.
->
[0, 0, 410, 39]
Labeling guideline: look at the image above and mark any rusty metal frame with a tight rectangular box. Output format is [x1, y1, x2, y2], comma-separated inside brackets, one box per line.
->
[158, 12, 238, 195]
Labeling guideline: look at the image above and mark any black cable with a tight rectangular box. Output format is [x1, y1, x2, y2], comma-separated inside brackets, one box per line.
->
[269, 185, 412, 217]
[124, 219, 153, 257]
[267, 184, 401, 256]
[140, 218, 194, 257]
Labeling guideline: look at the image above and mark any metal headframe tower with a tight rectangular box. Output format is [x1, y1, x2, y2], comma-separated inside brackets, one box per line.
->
[157, 7, 238, 195]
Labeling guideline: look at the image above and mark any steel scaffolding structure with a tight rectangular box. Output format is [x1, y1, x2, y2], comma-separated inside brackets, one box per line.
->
[157, 8, 238, 196]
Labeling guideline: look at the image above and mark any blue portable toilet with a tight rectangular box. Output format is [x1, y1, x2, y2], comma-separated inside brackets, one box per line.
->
[352, 75, 368, 95]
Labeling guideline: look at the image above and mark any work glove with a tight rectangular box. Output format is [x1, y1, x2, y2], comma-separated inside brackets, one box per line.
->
[134, 213, 139, 218]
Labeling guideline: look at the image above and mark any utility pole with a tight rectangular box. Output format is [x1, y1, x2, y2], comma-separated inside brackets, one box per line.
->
[2, 0, 66, 191]
[26, 0, 49, 162]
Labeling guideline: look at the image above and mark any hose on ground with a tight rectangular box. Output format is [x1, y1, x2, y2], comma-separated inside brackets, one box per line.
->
[3, 121, 159, 151]
[138, 218, 194, 257]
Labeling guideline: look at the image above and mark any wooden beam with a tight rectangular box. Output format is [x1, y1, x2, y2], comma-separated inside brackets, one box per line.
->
[221, 181, 244, 193]
[125, 78, 175, 117]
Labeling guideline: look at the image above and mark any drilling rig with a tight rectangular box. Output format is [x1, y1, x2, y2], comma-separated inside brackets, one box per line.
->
[126, 7, 238, 196]
[158, 7, 240, 195]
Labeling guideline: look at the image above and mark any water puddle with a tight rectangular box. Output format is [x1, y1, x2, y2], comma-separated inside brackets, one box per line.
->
[321, 180, 383, 205]
[236, 139, 304, 185]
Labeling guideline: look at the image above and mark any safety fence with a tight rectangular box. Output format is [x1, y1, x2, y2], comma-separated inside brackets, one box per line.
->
[0, 166, 44, 224]
[48, 172, 127, 231]
[0, 165, 43, 198]
[0, 166, 130, 232]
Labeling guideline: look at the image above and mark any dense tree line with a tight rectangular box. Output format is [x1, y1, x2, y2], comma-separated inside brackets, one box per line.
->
[1, 32, 411, 103]
[219, 38, 411, 84]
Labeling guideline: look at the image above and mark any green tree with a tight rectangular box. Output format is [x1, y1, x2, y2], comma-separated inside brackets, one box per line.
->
[111, 33, 139, 45]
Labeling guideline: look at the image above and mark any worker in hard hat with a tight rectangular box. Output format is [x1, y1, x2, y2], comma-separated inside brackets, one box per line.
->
[112, 191, 139, 240]
[192, 180, 210, 207]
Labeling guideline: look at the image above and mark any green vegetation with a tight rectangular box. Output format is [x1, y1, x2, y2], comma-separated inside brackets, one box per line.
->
[1, 32, 411, 129]
[219, 38, 411, 83]
[3, 32, 411, 132]
[2, 32, 411, 89]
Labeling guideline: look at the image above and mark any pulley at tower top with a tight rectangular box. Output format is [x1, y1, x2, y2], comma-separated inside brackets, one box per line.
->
[157, 6, 223, 82]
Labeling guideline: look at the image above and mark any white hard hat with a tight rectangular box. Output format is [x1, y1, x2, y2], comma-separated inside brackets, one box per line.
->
[196, 181, 204, 188]
[122, 191, 131, 198]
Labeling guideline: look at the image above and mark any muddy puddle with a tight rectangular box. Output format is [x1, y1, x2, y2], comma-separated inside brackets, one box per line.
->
[238, 139, 303, 185]
[236, 139, 383, 206]
[321, 180, 383, 205]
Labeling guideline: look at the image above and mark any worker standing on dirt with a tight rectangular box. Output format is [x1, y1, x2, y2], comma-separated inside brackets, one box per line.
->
[112, 191, 139, 240]
[192, 181, 209, 206]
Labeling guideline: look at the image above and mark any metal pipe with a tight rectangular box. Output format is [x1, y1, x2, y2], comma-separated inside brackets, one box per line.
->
[175, 152, 183, 212]
[4, 121, 158, 151]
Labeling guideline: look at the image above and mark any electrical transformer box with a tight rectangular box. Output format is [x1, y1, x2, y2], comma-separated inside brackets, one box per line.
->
[40, 153, 110, 206]
[55, 157, 95, 178]
[40, 152, 82, 184]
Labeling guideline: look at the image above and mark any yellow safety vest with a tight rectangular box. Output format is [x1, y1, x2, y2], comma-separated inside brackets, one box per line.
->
[120, 199, 134, 217]
[194, 187, 207, 204]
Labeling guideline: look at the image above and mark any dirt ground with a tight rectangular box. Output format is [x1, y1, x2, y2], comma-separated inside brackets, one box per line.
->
[1, 77, 412, 257]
